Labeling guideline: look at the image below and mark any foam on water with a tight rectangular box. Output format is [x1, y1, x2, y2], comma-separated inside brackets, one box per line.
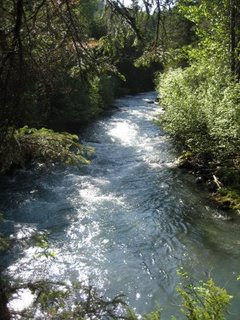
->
[1, 92, 240, 319]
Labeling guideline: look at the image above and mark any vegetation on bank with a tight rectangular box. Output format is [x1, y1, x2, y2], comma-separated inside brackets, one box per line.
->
[0, 127, 93, 173]
[0, 0, 194, 173]
[156, 0, 240, 211]
[0, 221, 235, 320]
[0, 0, 165, 173]
[1, 0, 240, 319]
[0, 269, 232, 320]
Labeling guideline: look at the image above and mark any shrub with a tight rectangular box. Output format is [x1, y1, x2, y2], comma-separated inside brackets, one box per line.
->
[0, 126, 93, 173]
[177, 273, 232, 320]
[156, 64, 240, 162]
[15, 126, 92, 166]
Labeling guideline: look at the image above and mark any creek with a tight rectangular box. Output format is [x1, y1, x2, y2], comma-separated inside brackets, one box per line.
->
[1, 92, 240, 319]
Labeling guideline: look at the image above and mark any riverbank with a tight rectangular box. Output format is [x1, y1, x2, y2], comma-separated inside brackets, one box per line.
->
[155, 65, 240, 215]
[175, 150, 240, 213]
[153, 115, 240, 214]
[1, 92, 240, 319]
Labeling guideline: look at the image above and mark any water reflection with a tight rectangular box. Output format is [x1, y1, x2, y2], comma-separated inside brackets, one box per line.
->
[0, 92, 240, 319]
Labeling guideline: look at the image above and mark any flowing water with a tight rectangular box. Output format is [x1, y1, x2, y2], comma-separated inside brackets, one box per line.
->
[1, 92, 240, 319]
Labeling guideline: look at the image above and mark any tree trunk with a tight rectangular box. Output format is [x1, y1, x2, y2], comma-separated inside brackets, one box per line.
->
[230, 0, 236, 74]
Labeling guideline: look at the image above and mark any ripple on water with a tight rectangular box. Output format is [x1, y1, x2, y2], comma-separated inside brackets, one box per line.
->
[1, 92, 240, 319]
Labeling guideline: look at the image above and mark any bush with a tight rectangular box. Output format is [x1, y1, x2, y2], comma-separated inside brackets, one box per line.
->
[156, 65, 240, 162]
[0, 127, 93, 173]
[177, 270, 232, 320]
[3, 274, 231, 320]
[16, 126, 92, 165]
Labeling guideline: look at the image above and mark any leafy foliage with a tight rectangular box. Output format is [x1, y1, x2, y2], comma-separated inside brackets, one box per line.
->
[157, 65, 240, 161]
[155, 0, 240, 211]
[7, 280, 128, 320]
[156, 0, 240, 171]
[15, 126, 92, 166]
[177, 270, 232, 320]
[0, 126, 93, 173]
[3, 274, 233, 320]
[214, 188, 240, 211]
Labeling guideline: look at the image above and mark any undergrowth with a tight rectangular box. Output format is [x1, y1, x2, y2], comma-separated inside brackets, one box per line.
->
[0, 126, 94, 173]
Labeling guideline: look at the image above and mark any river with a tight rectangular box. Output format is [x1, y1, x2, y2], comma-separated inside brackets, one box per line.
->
[0, 92, 240, 319]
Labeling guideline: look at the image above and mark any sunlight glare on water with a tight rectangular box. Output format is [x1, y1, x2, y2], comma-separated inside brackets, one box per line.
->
[1, 92, 240, 319]
[108, 121, 139, 146]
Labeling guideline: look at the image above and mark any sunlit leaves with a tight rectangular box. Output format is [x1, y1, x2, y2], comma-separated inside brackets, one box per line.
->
[15, 126, 92, 166]
[156, 62, 240, 161]
[177, 277, 232, 320]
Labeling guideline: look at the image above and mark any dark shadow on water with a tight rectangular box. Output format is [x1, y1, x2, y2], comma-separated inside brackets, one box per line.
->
[0, 92, 240, 319]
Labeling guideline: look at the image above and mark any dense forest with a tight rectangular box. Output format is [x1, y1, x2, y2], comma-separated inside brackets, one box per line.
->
[0, 0, 193, 173]
[156, 0, 240, 211]
[0, 0, 240, 319]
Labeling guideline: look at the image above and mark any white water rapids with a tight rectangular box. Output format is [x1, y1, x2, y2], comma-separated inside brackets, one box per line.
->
[1, 92, 240, 319]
